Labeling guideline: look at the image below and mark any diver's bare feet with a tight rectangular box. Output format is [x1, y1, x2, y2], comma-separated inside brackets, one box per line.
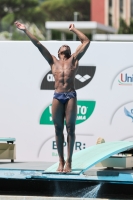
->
[63, 161, 71, 173]
[56, 160, 65, 172]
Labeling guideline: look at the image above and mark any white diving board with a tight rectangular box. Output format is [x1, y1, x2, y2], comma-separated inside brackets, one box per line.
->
[44, 141, 133, 174]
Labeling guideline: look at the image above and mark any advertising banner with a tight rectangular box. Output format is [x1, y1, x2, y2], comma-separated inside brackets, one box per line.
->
[0, 41, 132, 161]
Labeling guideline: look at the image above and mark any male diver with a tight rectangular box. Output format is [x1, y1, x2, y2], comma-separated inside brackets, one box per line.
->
[14, 21, 90, 172]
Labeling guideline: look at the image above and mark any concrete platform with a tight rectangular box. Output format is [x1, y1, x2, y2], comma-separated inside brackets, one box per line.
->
[0, 161, 133, 182]
[0, 162, 133, 199]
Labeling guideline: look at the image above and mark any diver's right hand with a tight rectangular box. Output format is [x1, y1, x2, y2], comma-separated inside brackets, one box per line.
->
[14, 21, 26, 31]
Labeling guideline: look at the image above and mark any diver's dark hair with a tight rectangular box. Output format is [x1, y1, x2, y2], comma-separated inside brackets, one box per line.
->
[58, 45, 71, 58]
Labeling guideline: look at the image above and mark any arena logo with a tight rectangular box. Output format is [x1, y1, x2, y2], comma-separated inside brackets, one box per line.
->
[40, 66, 96, 90]
[124, 107, 133, 122]
[40, 100, 96, 125]
[111, 66, 133, 89]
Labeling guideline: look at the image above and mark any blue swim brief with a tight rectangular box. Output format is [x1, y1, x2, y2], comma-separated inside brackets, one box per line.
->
[53, 91, 77, 104]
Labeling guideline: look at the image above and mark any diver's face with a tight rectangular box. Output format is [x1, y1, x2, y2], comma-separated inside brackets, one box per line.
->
[58, 45, 71, 58]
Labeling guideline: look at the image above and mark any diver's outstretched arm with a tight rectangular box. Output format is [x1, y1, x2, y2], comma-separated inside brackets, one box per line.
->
[14, 21, 54, 66]
[69, 24, 90, 61]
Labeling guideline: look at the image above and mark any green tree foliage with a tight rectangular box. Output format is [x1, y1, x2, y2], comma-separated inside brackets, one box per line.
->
[128, 19, 133, 34]
[0, 0, 90, 40]
[118, 18, 133, 34]
[0, 0, 46, 28]
[118, 18, 129, 34]
[41, 0, 90, 21]
[0, 0, 46, 40]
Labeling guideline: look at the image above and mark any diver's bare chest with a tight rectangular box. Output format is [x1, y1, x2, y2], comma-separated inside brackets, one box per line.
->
[52, 61, 75, 73]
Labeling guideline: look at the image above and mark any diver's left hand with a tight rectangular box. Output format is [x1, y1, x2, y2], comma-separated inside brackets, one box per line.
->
[69, 24, 75, 31]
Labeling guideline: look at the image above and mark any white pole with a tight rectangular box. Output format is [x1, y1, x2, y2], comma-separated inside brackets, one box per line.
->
[73, 12, 79, 41]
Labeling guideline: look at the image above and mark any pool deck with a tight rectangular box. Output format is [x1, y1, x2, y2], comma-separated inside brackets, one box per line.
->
[0, 162, 133, 199]
[0, 161, 133, 183]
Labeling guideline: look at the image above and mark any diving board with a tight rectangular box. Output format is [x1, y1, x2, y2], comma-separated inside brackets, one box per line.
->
[44, 141, 133, 174]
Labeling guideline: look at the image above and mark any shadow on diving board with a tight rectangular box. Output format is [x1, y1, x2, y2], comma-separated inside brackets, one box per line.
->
[44, 141, 133, 175]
